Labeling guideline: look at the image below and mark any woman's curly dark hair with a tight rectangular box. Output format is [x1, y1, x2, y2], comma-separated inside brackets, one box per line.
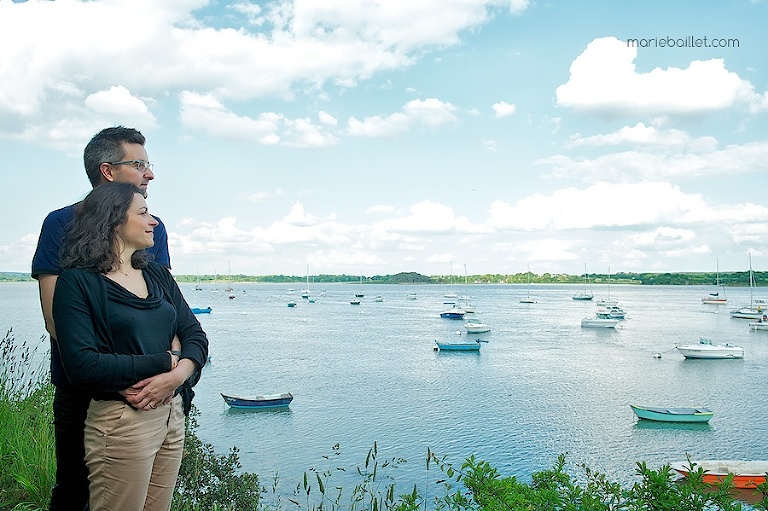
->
[60, 182, 151, 273]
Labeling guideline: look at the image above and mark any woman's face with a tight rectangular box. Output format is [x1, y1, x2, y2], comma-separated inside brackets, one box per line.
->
[117, 193, 159, 250]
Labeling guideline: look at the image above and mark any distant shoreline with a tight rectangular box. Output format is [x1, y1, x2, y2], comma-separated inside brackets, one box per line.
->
[3, 270, 764, 287]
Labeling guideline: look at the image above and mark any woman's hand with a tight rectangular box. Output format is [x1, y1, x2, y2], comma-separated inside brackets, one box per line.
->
[120, 359, 196, 411]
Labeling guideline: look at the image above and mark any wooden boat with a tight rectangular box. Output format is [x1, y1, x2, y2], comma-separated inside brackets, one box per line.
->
[190, 307, 212, 314]
[434, 340, 482, 352]
[676, 338, 743, 359]
[670, 460, 768, 489]
[221, 392, 293, 409]
[630, 404, 713, 423]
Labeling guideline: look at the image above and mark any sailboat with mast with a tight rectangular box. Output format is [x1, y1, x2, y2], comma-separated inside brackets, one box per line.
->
[702, 259, 727, 304]
[301, 264, 311, 299]
[458, 263, 475, 312]
[520, 264, 536, 303]
[596, 266, 617, 307]
[572, 263, 594, 301]
[730, 254, 765, 319]
[444, 261, 458, 299]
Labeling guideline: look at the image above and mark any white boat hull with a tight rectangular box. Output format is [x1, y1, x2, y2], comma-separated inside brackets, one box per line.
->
[676, 344, 743, 359]
[581, 318, 618, 328]
[730, 308, 765, 319]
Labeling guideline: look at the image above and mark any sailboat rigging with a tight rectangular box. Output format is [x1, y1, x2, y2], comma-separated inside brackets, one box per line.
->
[701, 259, 727, 304]
[572, 263, 594, 301]
[520, 264, 536, 303]
[730, 254, 765, 319]
[301, 264, 311, 299]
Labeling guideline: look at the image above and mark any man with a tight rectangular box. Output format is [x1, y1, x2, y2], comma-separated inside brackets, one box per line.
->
[31, 126, 170, 511]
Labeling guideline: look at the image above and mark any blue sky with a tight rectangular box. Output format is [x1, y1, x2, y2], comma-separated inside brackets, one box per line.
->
[1, 0, 767, 277]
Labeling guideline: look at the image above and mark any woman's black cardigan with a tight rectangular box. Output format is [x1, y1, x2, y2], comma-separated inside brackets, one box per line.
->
[53, 262, 208, 411]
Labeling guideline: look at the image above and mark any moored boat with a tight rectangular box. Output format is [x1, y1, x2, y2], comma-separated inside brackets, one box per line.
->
[434, 340, 482, 352]
[464, 319, 490, 333]
[630, 404, 713, 423]
[730, 254, 764, 319]
[221, 392, 293, 409]
[573, 264, 594, 301]
[702, 258, 727, 304]
[670, 460, 768, 489]
[596, 305, 626, 319]
[749, 315, 768, 330]
[581, 317, 618, 328]
[190, 306, 212, 314]
[440, 308, 465, 319]
[676, 338, 743, 359]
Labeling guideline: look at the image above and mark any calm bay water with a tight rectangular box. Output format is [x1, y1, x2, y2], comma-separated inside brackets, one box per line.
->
[3, 280, 768, 501]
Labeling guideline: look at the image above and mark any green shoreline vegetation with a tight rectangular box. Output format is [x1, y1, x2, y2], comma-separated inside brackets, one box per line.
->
[2, 329, 768, 510]
[2, 270, 766, 287]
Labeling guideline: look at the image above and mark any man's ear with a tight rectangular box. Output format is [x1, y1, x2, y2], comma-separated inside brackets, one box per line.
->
[100, 162, 115, 183]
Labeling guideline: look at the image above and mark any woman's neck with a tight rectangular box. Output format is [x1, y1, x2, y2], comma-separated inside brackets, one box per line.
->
[111, 249, 137, 276]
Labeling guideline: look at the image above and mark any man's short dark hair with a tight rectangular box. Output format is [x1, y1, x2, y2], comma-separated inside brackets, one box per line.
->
[83, 126, 146, 187]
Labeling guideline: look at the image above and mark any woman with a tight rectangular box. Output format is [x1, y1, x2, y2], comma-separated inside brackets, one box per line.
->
[52, 182, 208, 511]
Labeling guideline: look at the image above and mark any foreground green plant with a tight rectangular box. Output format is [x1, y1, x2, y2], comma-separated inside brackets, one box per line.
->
[0, 329, 55, 510]
[173, 407, 263, 511]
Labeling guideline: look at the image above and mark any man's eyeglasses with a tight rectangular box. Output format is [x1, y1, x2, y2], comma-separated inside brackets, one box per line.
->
[107, 160, 154, 172]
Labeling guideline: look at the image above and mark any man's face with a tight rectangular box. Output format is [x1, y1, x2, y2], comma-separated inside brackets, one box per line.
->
[106, 142, 154, 197]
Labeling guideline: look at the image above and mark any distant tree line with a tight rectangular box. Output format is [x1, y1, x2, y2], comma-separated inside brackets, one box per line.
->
[2, 270, 765, 286]
[162, 270, 768, 286]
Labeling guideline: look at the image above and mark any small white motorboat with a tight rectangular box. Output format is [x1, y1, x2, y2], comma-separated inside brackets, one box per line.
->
[581, 317, 619, 328]
[676, 338, 743, 359]
[464, 319, 490, 333]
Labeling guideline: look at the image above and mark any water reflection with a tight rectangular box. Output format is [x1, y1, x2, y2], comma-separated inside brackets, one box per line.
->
[632, 420, 712, 432]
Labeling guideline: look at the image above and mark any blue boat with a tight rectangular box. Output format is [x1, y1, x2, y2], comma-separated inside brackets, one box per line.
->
[434, 340, 482, 352]
[630, 404, 713, 423]
[221, 392, 293, 409]
[439, 308, 465, 319]
[190, 307, 212, 314]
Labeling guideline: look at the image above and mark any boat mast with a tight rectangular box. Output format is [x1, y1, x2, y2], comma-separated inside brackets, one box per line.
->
[749, 253, 754, 308]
